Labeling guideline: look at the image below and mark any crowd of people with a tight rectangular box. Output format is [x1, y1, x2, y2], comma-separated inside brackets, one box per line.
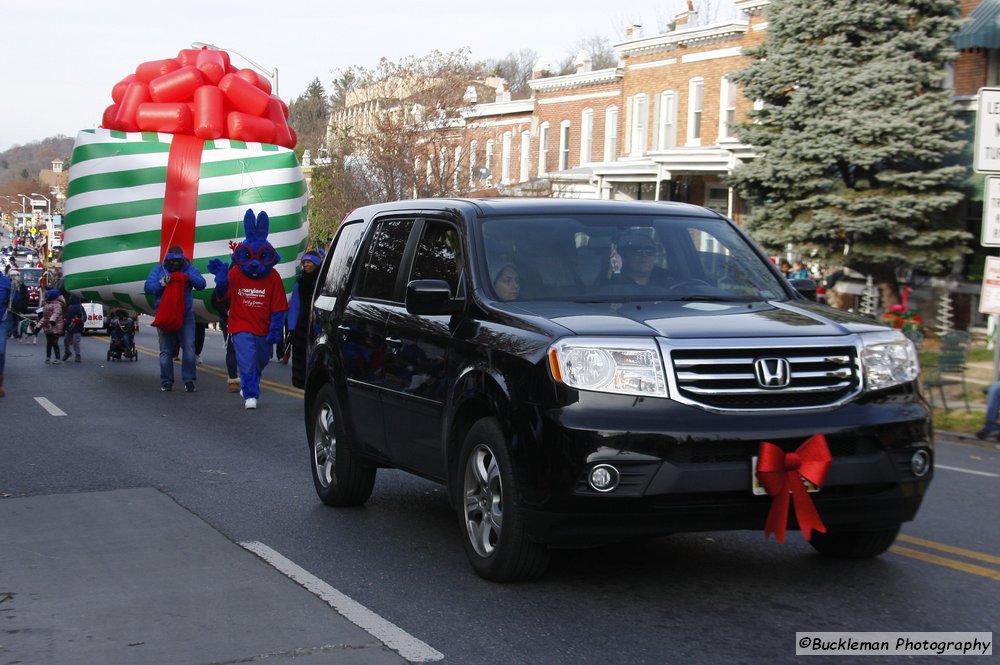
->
[1, 216, 327, 408]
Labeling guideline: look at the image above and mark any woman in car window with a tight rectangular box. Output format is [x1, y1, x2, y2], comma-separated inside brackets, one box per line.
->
[492, 263, 520, 301]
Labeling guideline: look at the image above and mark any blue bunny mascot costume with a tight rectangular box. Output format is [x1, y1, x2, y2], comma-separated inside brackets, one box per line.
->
[207, 209, 288, 409]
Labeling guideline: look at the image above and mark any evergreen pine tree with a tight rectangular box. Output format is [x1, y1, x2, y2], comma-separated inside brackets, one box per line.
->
[728, 0, 972, 307]
[287, 79, 331, 158]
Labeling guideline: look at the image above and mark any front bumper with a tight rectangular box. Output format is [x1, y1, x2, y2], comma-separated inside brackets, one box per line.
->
[512, 388, 933, 545]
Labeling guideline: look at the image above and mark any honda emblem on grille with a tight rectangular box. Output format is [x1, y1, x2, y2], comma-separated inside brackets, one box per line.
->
[754, 358, 791, 388]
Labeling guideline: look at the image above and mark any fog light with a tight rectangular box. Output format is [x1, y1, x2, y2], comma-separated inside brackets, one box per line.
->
[911, 449, 931, 477]
[588, 464, 620, 492]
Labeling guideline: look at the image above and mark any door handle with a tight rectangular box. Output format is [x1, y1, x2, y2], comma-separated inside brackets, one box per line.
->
[385, 337, 403, 352]
[337, 325, 351, 339]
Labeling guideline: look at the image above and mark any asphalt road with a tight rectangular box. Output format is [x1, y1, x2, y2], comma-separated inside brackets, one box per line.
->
[0, 318, 997, 664]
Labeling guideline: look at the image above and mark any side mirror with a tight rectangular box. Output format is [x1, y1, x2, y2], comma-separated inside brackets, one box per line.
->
[788, 278, 818, 301]
[406, 279, 462, 315]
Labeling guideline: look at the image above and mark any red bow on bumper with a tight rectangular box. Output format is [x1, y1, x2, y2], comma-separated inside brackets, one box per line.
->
[755, 434, 832, 543]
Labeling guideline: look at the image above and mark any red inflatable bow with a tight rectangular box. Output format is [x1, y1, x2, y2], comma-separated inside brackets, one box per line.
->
[755, 434, 832, 543]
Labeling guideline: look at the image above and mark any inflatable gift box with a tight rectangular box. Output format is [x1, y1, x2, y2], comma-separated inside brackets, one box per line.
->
[61, 128, 309, 321]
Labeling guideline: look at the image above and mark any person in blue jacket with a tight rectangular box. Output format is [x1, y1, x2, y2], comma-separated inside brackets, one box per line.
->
[285, 248, 324, 388]
[144, 245, 206, 392]
[0, 270, 10, 397]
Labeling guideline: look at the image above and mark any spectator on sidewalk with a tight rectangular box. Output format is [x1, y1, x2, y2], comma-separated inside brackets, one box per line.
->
[976, 381, 1000, 441]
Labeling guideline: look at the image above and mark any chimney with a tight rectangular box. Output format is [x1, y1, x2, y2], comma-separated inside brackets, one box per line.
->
[625, 24, 643, 39]
[532, 58, 551, 80]
[675, 2, 697, 28]
[463, 85, 478, 104]
[495, 79, 511, 103]
[574, 50, 592, 74]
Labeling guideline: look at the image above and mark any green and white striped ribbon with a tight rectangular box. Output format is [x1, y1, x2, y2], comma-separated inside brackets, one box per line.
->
[63, 128, 309, 319]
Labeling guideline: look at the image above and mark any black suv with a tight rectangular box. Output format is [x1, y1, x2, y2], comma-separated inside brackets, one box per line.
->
[304, 198, 932, 581]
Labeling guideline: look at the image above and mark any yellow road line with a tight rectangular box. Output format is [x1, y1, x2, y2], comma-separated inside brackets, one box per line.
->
[890, 545, 1000, 582]
[897, 534, 1000, 566]
[120, 339, 304, 398]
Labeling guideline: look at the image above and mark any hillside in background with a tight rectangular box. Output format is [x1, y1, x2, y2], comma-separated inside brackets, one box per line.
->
[0, 135, 75, 186]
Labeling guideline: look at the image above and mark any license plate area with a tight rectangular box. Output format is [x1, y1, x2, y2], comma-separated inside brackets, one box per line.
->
[751, 456, 820, 495]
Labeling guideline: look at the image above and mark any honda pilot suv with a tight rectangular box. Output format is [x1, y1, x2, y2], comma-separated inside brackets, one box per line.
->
[304, 198, 932, 581]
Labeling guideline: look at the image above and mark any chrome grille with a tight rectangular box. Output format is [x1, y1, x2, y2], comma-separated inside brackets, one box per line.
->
[667, 344, 861, 411]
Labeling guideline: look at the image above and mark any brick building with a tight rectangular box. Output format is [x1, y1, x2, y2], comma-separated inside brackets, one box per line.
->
[330, 0, 989, 233]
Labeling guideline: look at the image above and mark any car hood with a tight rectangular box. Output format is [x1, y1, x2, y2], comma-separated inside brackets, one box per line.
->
[502, 299, 887, 339]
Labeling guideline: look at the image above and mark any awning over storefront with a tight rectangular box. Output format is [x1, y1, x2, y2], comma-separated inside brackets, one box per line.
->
[955, 0, 1000, 50]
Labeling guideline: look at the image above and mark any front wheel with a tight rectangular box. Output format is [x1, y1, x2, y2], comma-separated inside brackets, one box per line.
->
[808, 524, 901, 559]
[309, 384, 376, 506]
[458, 417, 550, 582]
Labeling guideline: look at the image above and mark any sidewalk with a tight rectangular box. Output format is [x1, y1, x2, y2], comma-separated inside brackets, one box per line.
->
[0, 488, 410, 665]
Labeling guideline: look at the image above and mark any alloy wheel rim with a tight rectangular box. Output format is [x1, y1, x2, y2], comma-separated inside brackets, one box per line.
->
[313, 403, 336, 488]
[464, 443, 503, 557]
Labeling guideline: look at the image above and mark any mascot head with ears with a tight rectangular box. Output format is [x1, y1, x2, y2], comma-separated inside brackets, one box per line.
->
[232, 208, 280, 280]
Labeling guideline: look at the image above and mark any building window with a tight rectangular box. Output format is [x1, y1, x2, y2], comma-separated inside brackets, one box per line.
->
[538, 122, 550, 176]
[719, 76, 737, 139]
[454, 146, 463, 191]
[657, 91, 677, 150]
[485, 139, 495, 183]
[989, 51, 1000, 87]
[501, 131, 512, 183]
[559, 121, 571, 170]
[580, 108, 594, 165]
[426, 153, 433, 186]
[520, 131, 531, 181]
[687, 77, 704, 145]
[468, 140, 477, 186]
[630, 93, 648, 156]
[604, 106, 618, 162]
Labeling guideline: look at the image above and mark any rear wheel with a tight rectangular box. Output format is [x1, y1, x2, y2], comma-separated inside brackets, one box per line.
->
[309, 384, 375, 506]
[808, 524, 901, 558]
[459, 417, 550, 582]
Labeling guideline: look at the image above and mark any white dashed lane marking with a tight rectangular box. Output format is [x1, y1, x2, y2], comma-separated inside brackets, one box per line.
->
[241, 541, 445, 662]
[34, 397, 66, 416]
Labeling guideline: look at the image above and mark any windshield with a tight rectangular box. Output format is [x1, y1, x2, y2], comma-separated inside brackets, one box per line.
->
[480, 214, 788, 302]
[19, 268, 42, 286]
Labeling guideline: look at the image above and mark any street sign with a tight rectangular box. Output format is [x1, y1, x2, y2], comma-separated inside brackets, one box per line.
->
[979, 256, 1000, 314]
[975, 87, 1000, 172]
[982, 176, 1000, 246]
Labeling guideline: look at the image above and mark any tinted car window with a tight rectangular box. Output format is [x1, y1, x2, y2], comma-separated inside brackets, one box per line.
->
[481, 214, 786, 301]
[320, 222, 365, 299]
[357, 218, 413, 301]
[19, 267, 42, 286]
[410, 221, 460, 293]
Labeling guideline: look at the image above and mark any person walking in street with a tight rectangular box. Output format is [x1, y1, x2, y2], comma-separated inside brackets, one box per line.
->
[285, 248, 324, 388]
[206, 209, 287, 410]
[39, 289, 66, 364]
[211, 287, 241, 393]
[62, 294, 86, 362]
[0, 270, 10, 396]
[144, 245, 206, 392]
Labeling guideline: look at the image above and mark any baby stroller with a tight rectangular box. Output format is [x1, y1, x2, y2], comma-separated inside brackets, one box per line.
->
[107, 310, 137, 361]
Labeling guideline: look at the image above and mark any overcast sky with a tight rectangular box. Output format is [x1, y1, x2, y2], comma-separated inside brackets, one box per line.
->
[3, 0, 740, 152]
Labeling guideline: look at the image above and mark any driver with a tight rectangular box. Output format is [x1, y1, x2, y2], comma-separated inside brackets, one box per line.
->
[610, 231, 672, 288]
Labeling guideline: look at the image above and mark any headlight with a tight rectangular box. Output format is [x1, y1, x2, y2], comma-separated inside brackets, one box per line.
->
[860, 331, 920, 391]
[548, 337, 667, 398]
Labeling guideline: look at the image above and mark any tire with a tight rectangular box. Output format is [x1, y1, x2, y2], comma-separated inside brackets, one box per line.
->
[808, 524, 901, 559]
[308, 384, 375, 507]
[458, 417, 550, 582]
